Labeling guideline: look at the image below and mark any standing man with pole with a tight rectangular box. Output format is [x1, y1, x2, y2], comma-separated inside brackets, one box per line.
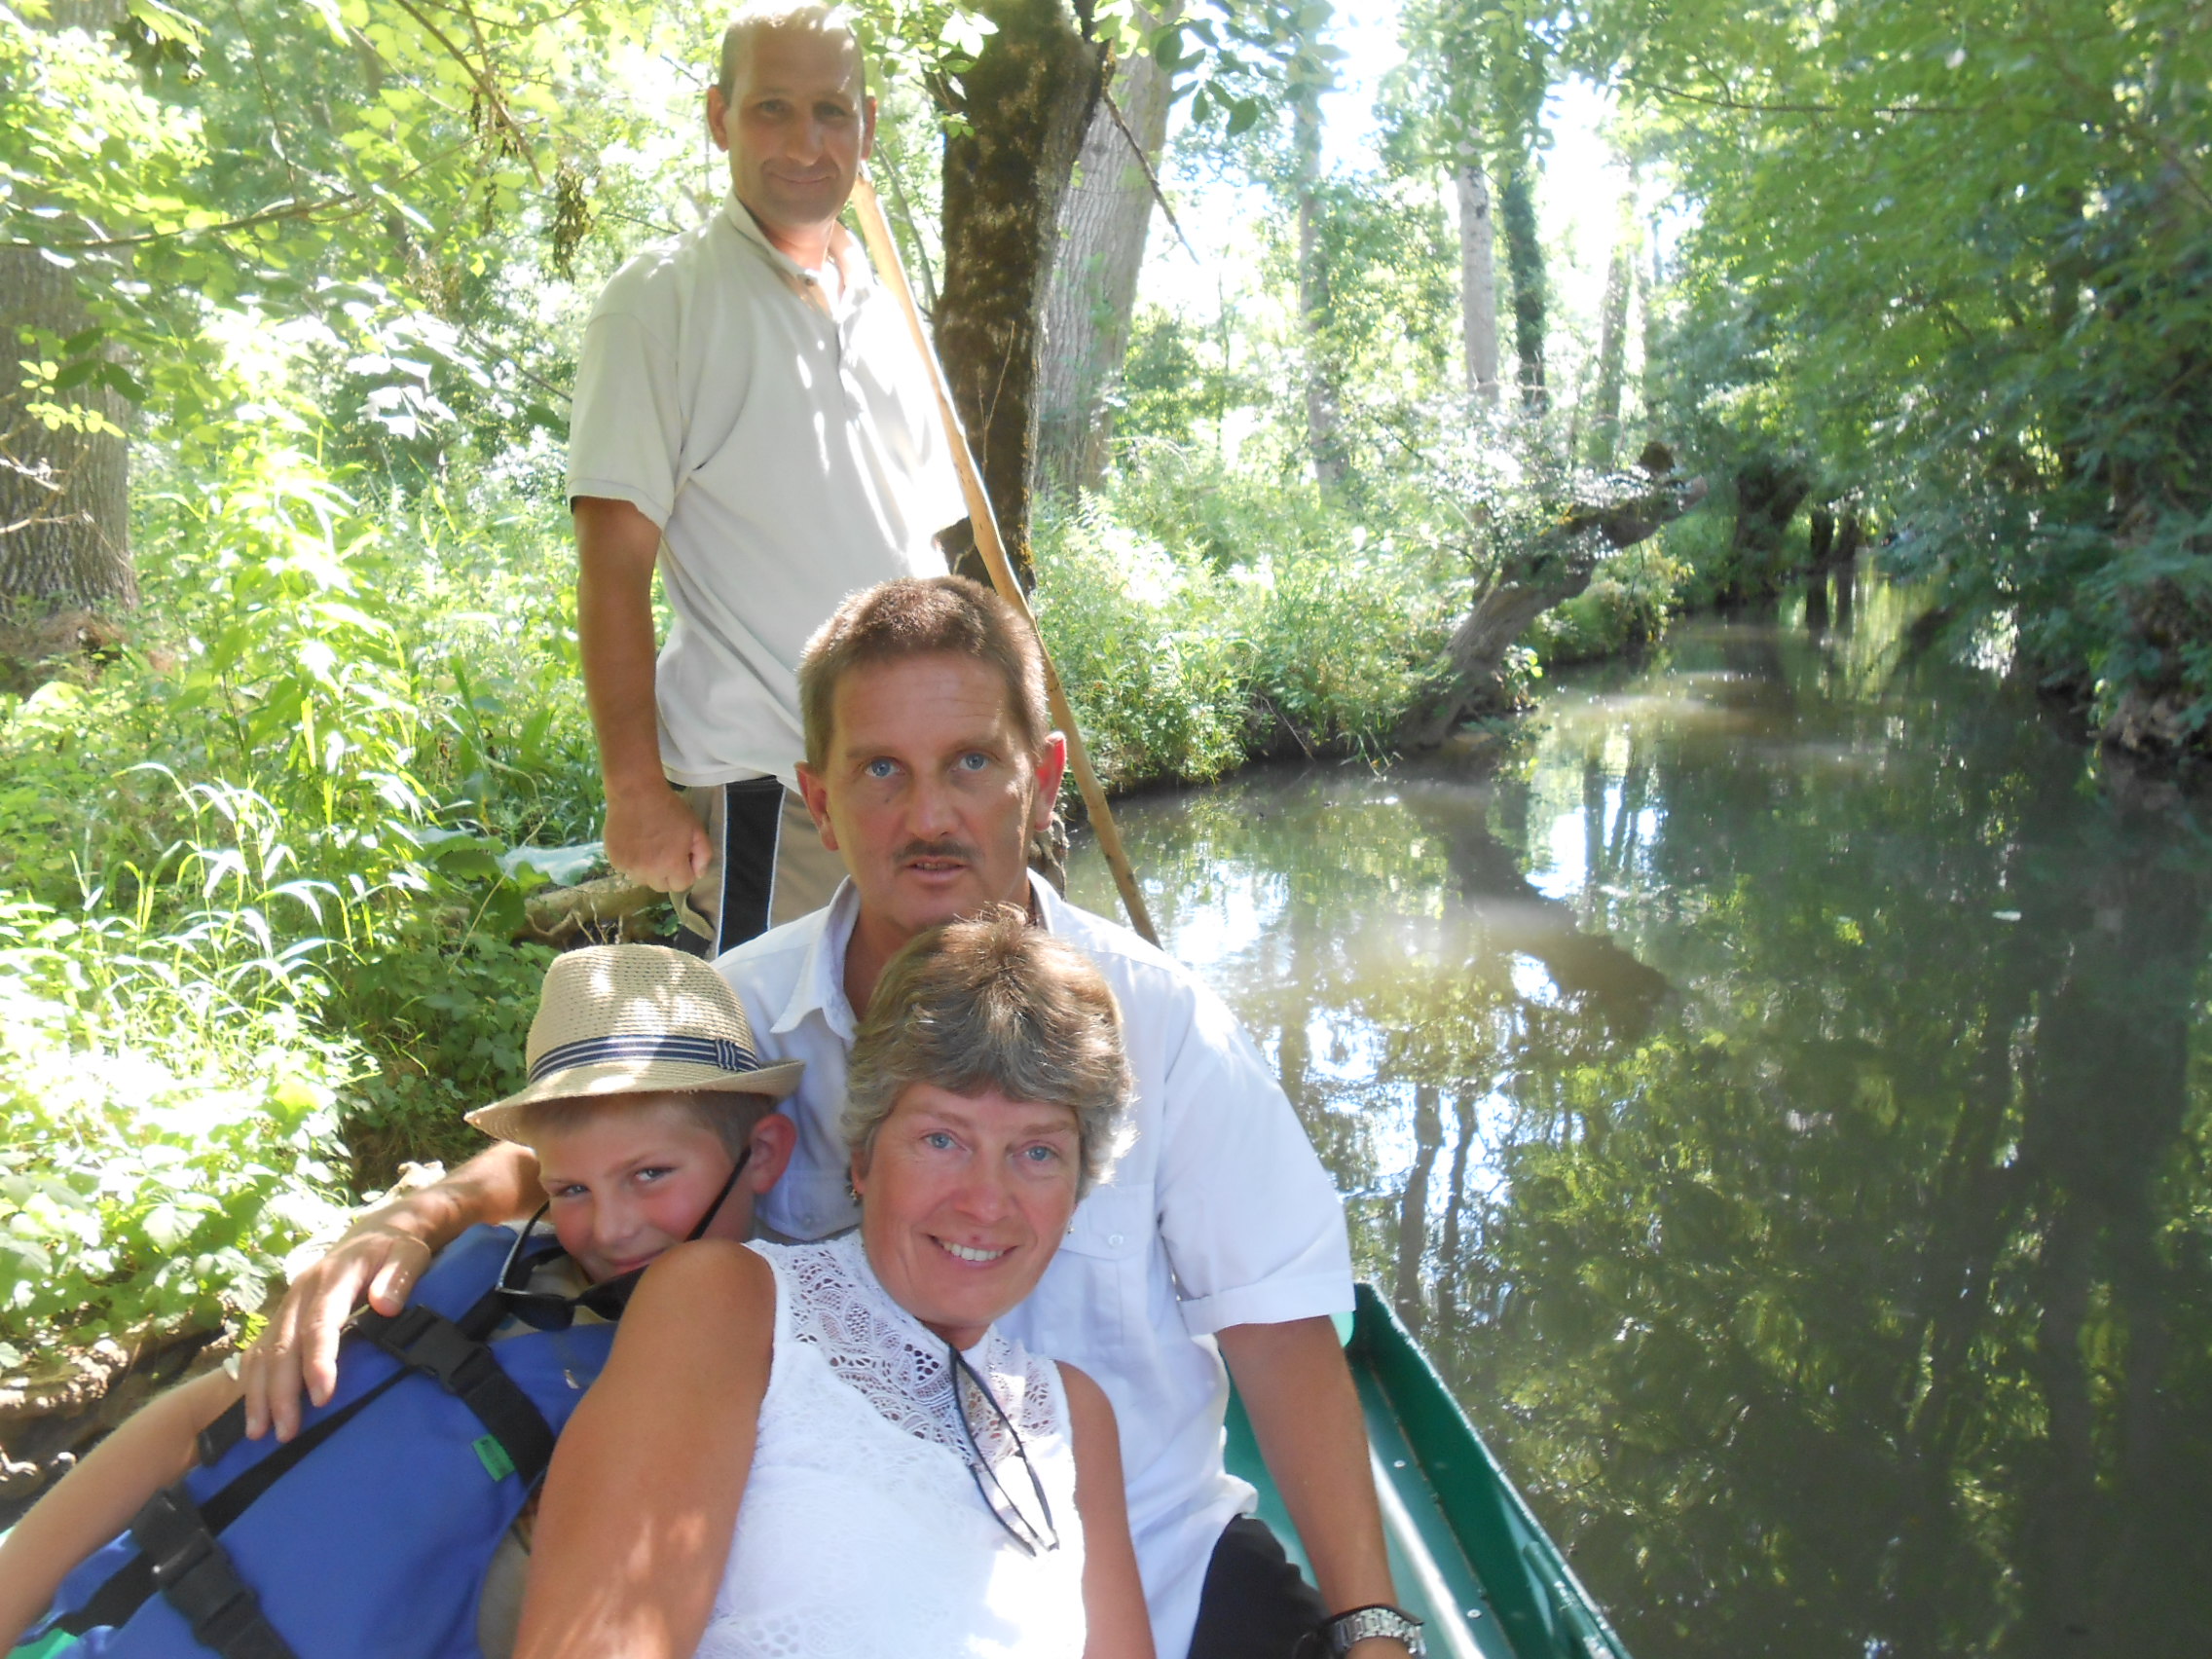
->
[569, 1, 965, 954]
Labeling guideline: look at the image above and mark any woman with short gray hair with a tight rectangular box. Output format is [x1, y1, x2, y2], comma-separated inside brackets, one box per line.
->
[515, 909, 1152, 1659]
[845, 904, 1133, 1198]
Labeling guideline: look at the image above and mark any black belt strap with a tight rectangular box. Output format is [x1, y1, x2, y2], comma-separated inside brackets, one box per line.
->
[56, 1290, 540, 1641]
[130, 1487, 299, 1659]
[355, 1303, 556, 1483]
[59, 1377, 401, 1638]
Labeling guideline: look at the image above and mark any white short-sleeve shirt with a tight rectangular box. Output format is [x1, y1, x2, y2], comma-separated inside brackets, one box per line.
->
[717, 874, 1355, 1659]
[566, 194, 964, 791]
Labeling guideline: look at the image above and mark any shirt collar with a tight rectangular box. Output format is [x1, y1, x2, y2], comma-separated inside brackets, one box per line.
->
[719, 190, 875, 310]
[771, 870, 1061, 1042]
[771, 876, 864, 1041]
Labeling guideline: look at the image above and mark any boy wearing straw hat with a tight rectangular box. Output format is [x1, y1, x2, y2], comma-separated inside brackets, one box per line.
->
[0, 946, 802, 1654]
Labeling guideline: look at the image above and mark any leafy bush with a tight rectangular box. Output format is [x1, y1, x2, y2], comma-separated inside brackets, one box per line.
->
[1032, 507, 1251, 791]
[1530, 542, 1693, 666]
[0, 431, 601, 1351]
[1034, 478, 1456, 786]
[0, 903, 356, 1367]
[1245, 535, 1452, 754]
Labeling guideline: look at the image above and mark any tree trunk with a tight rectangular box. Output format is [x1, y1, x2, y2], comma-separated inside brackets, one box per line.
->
[1407, 475, 1707, 745]
[1455, 161, 1499, 403]
[1807, 506, 1836, 568]
[934, 0, 1103, 578]
[1586, 212, 1633, 468]
[1722, 456, 1813, 603]
[1293, 88, 1346, 486]
[1804, 504, 1835, 634]
[1, 0, 134, 615]
[1498, 162, 1547, 416]
[1032, 9, 1178, 499]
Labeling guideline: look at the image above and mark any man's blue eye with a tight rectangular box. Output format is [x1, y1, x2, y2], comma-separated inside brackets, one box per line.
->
[957, 752, 989, 771]
[924, 1130, 956, 1150]
[866, 758, 897, 779]
[1022, 1144, 1058, 1162]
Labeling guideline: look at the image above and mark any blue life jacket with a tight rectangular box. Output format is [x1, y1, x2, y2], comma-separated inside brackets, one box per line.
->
[13, 1225, 618, 1659]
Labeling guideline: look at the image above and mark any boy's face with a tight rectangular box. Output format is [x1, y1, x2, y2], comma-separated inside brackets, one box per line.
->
[529, 1092, 792, 1282]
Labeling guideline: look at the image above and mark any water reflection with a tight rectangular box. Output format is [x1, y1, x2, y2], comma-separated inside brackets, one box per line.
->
[1067, 576, 2212, 1659]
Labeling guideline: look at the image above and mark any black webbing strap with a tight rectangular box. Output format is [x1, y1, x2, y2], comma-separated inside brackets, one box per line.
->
[197, 1399, 248, 1469]
[354, 1301, 556, 1484]
[57, 1376, 406, 1638]
[54, 1294, 524, 1640]
[128, 1487, 300, 1659]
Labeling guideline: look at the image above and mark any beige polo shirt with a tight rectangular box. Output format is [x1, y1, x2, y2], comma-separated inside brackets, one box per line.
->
[567, 194, 963, 791]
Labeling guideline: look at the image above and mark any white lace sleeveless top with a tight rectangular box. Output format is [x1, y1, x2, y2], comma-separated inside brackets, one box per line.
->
[696, 1232, 1087, 1659]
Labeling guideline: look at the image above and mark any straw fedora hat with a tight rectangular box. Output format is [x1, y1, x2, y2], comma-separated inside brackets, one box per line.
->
[466, 943, 805, 1143]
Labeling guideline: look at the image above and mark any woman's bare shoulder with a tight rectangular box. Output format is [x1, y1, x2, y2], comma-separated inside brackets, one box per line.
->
[618, 1240, 776, 1341]
[1054, 1362, 1119, 1441]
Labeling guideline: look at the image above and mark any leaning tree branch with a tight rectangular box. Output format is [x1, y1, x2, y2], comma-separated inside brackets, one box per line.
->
[1406, 472, 1710, 749]
[1102, 85, 1200, 265]
[6, 136, 483, 252]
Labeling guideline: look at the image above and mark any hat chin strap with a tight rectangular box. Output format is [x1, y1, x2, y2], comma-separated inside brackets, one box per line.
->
[684, 1141, 755, 1243]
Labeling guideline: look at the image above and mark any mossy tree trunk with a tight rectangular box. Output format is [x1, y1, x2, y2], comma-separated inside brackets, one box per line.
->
[1586, 184, 1636, 469]
[0, 248, 133, 608]
[1407, 473, 1707, 745]
[1, 0, 134, 609]
[1722, 457, 1814, 604]
[1498, 161, 1547, 416]
[934, 0, 1103, 579]
[1455, 159, 1499, 403]
[1293, 79, 1346, 487]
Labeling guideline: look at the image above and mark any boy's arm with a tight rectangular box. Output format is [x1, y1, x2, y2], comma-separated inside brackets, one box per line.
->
[0, 1368, 240, 1647]
[240, 1141, 542, 1442]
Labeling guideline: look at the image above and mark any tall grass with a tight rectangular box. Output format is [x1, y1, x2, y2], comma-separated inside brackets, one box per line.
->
[1034, 460, 1458, 790]
[0, 430, 593, 1364]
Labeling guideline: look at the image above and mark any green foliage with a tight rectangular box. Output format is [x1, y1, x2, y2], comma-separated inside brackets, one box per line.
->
[1527, 540, 1688, 665]
[1031, 512, 1249, 790]
[1035, 466, 1457, 788]
[0, 422, 604, 1347]
[0, 901, 356, 1363]
[1601, 0, 2212, 742]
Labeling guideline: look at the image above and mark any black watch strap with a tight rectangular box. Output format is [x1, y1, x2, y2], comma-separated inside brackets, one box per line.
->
[1322, 1604, 1426, 1656]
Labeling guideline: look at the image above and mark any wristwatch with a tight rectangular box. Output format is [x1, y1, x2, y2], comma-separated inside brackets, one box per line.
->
[1323, 1604, 1426, 1656]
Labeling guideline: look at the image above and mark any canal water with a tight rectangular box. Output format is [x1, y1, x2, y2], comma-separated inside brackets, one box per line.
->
[1066, 575, 2212, 1659]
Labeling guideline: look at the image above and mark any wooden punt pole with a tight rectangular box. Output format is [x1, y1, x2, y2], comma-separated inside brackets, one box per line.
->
[848, 170, 1161, 948]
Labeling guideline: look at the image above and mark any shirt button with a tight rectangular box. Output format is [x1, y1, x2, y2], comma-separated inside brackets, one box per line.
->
[1107, 1234, 1124, 1247]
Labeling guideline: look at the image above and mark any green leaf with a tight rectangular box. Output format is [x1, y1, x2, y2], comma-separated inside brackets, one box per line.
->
[142, 1203, 194, 1251]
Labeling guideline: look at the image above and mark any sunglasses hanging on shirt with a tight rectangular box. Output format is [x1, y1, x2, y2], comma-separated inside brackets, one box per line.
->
[946, 1340, 1060, 1558]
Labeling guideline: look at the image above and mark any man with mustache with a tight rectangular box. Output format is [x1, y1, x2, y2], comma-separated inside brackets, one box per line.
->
[250, 581, 1423, 1659]
[569, 0, 963, 955]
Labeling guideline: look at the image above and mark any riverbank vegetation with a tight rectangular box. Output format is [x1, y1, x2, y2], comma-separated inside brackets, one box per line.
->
[2, 0, 2201, 1393]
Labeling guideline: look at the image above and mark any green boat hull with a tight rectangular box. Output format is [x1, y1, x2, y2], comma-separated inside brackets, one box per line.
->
[1223, 1284, 1632, 1659]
